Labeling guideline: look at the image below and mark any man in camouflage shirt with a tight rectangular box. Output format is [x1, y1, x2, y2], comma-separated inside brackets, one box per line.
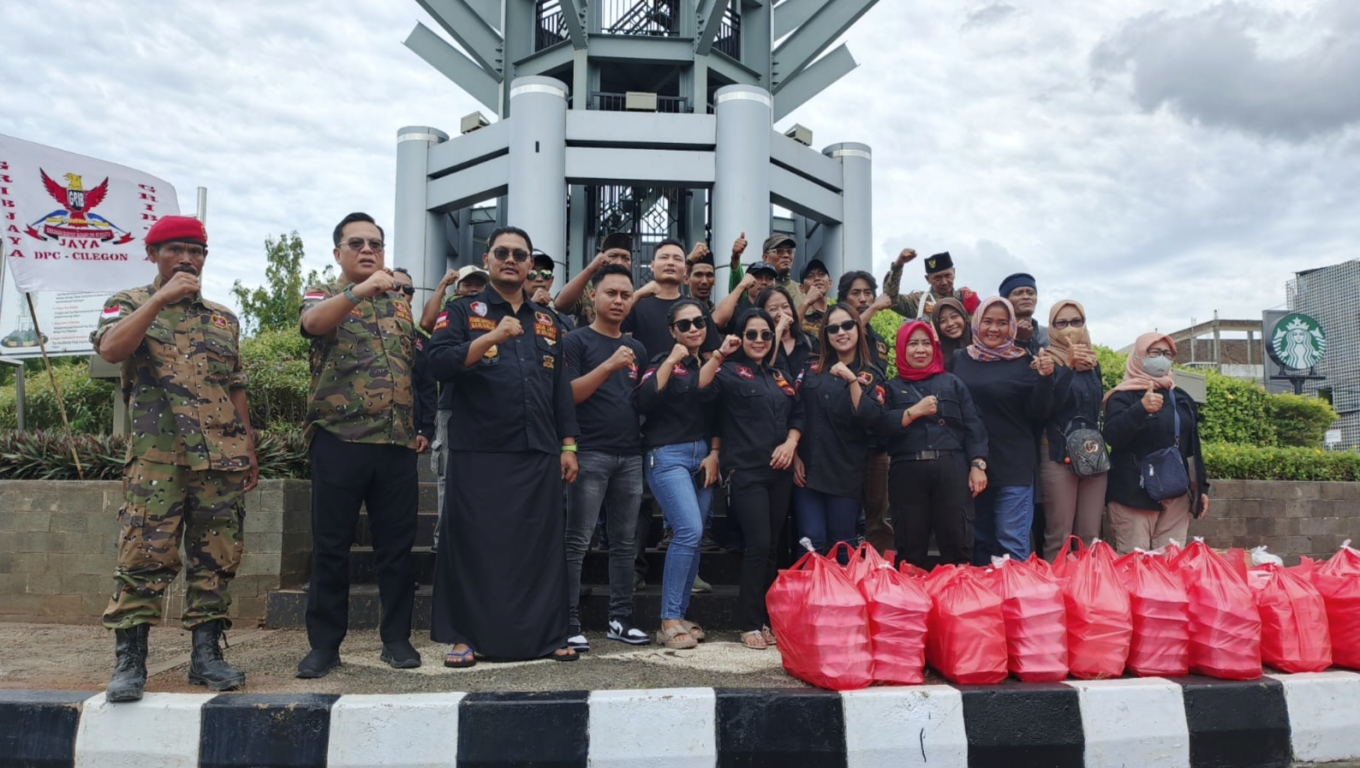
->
[295, 212, 425, 679]
[882, 248, 980, 320]
[92, 215, 258, 702]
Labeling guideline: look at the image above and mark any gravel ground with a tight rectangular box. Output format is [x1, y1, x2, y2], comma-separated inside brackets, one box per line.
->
[0, 623, 818, 694]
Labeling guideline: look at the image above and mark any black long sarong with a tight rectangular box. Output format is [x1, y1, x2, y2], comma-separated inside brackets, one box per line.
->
[430, 450, 568, 659]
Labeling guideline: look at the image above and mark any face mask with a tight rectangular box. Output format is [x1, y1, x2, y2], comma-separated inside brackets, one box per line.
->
[1141, 356, 1172, 377]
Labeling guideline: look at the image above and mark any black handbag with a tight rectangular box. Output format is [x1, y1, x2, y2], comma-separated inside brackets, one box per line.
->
[1138, 389, 1191, 501]
[1063, 417, 1109, 477]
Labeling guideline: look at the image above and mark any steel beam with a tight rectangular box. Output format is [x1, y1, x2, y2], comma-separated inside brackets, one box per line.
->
[708, 52, 763, 86]
[514, 42, 575, 76]
[772, 0, 878, 86]
[696, 0, 729, 56]
[565, 147, 715, 186]
[773, 0, 827, 40]
[769, 129, 843, 190]
[426, 155, 511, 213]
[565, 111, 716, 149]
[770, 164, 843, 225]
[773, 43, 857, 120]
[587, 34, 695, 64]
[426, 120, 510, 178]
[466, 0, 501, 30]
[415, 0, 504, 76]
[405, 23, 502, 112]
[559, 0, 587, 48]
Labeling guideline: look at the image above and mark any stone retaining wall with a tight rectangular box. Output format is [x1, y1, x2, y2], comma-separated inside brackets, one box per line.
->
[0, 480, 310, 624]
[1189, 480, 1360, 564]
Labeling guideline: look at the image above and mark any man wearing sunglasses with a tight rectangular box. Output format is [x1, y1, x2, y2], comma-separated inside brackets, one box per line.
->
[554, 232, 633, 329]
[426, 226, 581, 665]
[528, 250, 574, 329]
[296, 212, 424, 678]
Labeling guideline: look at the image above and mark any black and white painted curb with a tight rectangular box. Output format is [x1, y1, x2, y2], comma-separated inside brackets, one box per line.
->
[1, 672, 1357, 767]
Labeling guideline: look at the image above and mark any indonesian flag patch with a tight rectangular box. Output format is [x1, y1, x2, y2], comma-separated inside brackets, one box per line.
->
[101, 306, 122, 320]
[303, 291, 326, 302]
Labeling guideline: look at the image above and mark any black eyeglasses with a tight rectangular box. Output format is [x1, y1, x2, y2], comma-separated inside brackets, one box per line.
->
[1051, 318, 1085, 330]
[396, 285, 415, 296]
[744, 330, 775, 342]
[528, 269, 554, 280]
[671, 317, 707, 333]
[1146, 348, 1175, 358]
[827, 320, 857, 334]
[492, 247, 530, 263]
[344, 238, 384, 252]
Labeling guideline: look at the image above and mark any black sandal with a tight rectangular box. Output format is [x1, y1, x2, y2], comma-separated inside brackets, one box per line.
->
[550, 647, 579, 662]
[444, 646, 477, 668]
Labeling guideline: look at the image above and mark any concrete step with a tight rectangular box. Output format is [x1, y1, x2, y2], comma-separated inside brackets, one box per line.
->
[265, 583, 741, 632]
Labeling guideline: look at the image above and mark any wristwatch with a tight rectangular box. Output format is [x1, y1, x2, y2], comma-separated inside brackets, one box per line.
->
[971, 459, 987, 471]
[342, 286, 362, 304]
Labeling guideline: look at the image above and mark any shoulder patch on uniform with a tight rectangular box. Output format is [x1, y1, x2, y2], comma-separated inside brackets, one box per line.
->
[734, 365, 753, 380]
[641, 367, 656, 382]
[470, 301, 488, 317]
[535, 323, 558, 342]
[809, 360, 821, 373]
[857, 371, 874, 385]
[349, 308, 364, 318]
[211, 314, 229, 329]
[873, 384, 886, 405]
[542, 354, 554, 369]
[627, 363, 639, 380]
[434, 311, 450, 331]
[101, 306, 122, 320]
[469, 317, 496, 332]
[395, 301, 413, 321]
[773, 369, 796, 396]
[672, 364, 688, 377]
[303, 291, 326, 301]
[535, 312, 553, 326]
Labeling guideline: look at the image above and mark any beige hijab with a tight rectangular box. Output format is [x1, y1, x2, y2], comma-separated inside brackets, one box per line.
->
[1046, 299, 1091, 368]
[1104, 332, 1177, 404]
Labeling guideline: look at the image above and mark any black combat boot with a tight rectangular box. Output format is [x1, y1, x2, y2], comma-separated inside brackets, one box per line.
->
[188, 620, 246, 691]
[106, 624, 149, 703]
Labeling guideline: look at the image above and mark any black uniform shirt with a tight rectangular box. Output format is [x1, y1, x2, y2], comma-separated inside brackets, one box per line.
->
[1103, 386, 1209, 511]
[772, 331, 815, 378]
[413, 332, 437, 441]
[563, 326, 646, 455]
[622, 295, 720, 360]
[796, 359, 887, 499]
[865, 324, 891, 371]
[633, 351, 716, 449]
[1045, 364, 1105, 463]
[950, 351, 1056, 487]
[704, 352, 806, 473]
[426, 286, 578, 455]
[878, 371, 989, 464]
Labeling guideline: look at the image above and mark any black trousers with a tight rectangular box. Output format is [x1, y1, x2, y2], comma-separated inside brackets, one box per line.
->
[306, 429, 418, 650]
[728, 465, 793, 631]
[889, 454, 973, 569]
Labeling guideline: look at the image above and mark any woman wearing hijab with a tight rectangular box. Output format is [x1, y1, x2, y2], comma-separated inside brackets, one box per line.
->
[757, 286, 815, 375]
[950, 296, 1058, 564]
[700, 308, 804, 650]
[792, 304, 885, 557]
[1039, 300, 1108, 561]
[1103, 333, 1209, 554]
[932, 297, 972, 362]
[633, 299, 718, 650]
[879, 321, 989, 568]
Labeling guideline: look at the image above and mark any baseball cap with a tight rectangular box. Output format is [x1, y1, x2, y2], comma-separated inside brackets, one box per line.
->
[800, 258, 829, 282]
[761, 234, 795, 253]
[747, 261, 778, 278]
[456, 266, 489, 284]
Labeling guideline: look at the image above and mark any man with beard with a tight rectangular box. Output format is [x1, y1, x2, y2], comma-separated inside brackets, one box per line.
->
[1000, 272, 1047, 354]
[563, 265, 650, 649]
[883, 249, 980, 320]
[835, 269, 896, 554]
[427, 226, 580, 665]
[296, 212, 425, 678]
[93, 216, 258, 701]
[555, 233, 632, 329]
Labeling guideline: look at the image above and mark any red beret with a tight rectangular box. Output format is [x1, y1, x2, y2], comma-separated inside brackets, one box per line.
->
[146, 216, 207, 247]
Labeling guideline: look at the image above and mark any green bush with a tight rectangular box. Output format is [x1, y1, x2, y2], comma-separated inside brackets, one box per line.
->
[1265, 393, 1338, 448]
[0, 360, 115, 433]
[241, 328, 312, 431]
[0, 429, 310, 480]
[867, 308, 906, 378]
[1094, 345, 1127, 392]
[1202, 441, 1360, 482]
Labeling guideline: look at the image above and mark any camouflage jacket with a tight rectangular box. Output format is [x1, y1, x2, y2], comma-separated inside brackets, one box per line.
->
[882, 266, 979, 319]
[300, 279, 418, 448]
[91, 278, 250, 471]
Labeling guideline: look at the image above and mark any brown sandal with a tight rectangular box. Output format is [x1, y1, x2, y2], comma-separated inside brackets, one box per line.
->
[740, 630, 768, 650]
[681, 620, 706, 642]
[761, 626, 777, 646]
[656, 625, 698, 650]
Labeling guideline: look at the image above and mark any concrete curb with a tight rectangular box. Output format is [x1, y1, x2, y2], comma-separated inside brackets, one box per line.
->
[1, 672, 1357, 767]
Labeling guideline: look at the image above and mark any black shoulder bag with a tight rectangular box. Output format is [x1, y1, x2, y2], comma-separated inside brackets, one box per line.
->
[1138, 389, 1191, 501]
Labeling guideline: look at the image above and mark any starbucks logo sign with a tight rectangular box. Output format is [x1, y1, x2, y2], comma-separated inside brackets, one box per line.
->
[1270, 313, 1326, 370]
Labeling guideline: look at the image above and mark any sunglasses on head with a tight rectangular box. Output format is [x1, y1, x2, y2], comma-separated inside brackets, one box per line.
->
[827, 320, 857, 334]
[671, 317, 707, 333]
[492, 247, 530, 263]
[743, 330, 775, 342]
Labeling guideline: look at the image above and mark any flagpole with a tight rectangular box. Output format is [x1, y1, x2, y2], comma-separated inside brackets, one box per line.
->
[25, 293, 84, 479]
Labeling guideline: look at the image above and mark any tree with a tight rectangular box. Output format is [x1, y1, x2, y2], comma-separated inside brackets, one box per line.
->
[231, 232, 333, 336]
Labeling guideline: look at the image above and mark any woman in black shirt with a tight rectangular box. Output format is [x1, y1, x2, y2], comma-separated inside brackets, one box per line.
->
[633, 299, 719, 649]
[1038, 300, 1108, 561]
[932, 297, 972, 361]
[757, 286, 815, 375]
[879, 321, 989, 568]
[950, 296, 1058, 564]
[792, 304, 885, 557]
[1103, 333, 1209, 554]
[700, 308, 804, 650]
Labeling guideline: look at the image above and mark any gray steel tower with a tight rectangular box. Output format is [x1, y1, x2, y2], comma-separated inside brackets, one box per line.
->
[393, 0, 882, 302]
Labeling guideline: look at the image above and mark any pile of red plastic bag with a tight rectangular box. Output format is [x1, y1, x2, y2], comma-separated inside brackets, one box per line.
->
[766, 537, 1360, 690]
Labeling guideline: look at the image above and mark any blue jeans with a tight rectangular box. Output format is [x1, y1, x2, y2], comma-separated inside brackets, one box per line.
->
[791, 487, 860, 559]
[973, 485, 1034, 565]
[645, 441, 713, 621]
[566, 452, 643, 627]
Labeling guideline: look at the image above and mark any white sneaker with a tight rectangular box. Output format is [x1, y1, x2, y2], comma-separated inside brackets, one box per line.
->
[606, 619, 651, 645]
[567, 632, 590, 652]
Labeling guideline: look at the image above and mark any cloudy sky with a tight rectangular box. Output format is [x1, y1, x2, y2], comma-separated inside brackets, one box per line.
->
[2, 0, 1356, 349]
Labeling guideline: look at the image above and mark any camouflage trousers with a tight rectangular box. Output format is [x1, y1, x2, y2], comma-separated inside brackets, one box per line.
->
[102, 458, 246, 630]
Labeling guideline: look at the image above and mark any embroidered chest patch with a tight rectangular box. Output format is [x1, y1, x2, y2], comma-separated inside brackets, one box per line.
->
[210, 314, 228, 329]
[470, 301, 488, 317]
[735, 365, 753, 380]
[469, 317, 496, 332]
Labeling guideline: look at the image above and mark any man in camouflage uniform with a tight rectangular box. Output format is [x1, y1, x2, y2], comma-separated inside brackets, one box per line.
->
[92, 215, 258, 702]
[882, 248, 980, 320]
[295, 212, 425, 678]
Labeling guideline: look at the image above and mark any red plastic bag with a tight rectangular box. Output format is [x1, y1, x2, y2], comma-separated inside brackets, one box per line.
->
[1171, 539, 1262, 679]
[898, 561, 930, 579]
[1050, 536, 1084, 582]
[1064, 540, 1132, 679]
[860, 562, 931, 685]
[1116, 551, 1190, 677]
[1249, 564, 1332, 673]
[767, 550, 873, 690]
[840, 542, 880, 585]
[983, 556, 1068, 682]
[1312, 540, 1360, 670]
[923, 565, 1007, 684]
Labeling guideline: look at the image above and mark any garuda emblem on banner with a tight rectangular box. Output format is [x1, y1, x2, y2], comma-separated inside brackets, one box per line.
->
[25, 169, 133, 244]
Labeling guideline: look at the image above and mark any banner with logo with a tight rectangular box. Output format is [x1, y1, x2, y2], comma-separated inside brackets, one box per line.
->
[0, 134, 178, 357]
[0, 133, 176, 293]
